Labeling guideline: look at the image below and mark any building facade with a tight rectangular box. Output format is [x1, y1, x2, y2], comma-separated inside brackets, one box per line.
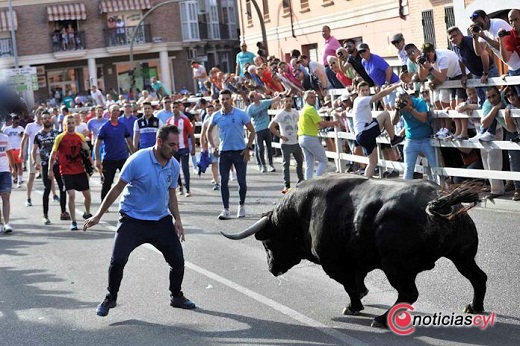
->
[238, 0, 517, 72]
[0, 0, 240, 106]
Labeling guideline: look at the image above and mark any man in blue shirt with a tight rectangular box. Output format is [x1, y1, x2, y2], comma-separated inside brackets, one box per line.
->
[84, 124, 196, 316]
[393, 92, 437, 180]
[235, 43, 256, 77]
[118, 101, 137, 140]
[95, 104, 135, 201]
[246, 91, 281, 172]
[208, 90, 256, 220]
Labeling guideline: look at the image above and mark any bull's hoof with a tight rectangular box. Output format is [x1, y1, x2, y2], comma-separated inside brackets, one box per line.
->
[342, 305, 362, 315]
[360, 289, 369, 299]
[463, 304, 484, 314]
[371, 318, 387, 328]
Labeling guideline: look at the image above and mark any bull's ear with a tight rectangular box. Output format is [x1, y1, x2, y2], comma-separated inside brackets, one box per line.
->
[254, 228, 271, 241]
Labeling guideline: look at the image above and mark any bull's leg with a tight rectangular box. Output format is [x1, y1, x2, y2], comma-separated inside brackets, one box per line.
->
[356, 271, 369, 299]
[342, 282, 365, 316]
[449, 257, 487, 314]
[372, 272, 419, 328]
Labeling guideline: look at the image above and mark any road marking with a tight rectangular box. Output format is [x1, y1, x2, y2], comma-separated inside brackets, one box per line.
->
[144, 243, 369, 346]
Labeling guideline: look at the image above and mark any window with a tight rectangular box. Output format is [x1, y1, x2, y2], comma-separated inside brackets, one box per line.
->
[246, 0, 252, 27]
[208, 0, 220, 39]
[262, 0, 270, 21]
[180, 1, 200, 41]
[222, 0, 237, 39]
[445, 6, 455, 47]
[300, 0, 309, 12]
[422, 10, 435, 46]
[218, 52, 230, 73]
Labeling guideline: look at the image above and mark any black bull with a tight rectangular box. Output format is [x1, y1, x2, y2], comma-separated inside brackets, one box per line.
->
[222, 175, 487, 327]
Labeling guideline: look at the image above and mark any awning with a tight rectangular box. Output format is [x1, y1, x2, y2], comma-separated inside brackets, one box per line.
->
[0, 9, 17, 31]
[99, 0, 152, 13]
[47, 3, 87, 21]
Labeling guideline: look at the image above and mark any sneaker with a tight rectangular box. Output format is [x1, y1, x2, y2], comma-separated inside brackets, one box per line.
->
[70, 221, 78, 231]
[4, 223, 13, 233]
[36, 173, 42, 179]
[212, 183, 220, 191]
[17, 182, 22, 188]
[43, 217, 51, 225]
[60, 211, 71, 220]
[178, 187, 184, 195]
[218, 209, 230, 220]
[83, 212, 93, 219]
[25, 198, 32, 207]
[282, 187, 291, 194]
[53, 195, 60, 202]
[296, 179, 304, 187]
[96, 295, 117, 317]
[434, 128, 451, 140]
[268, 164, 276, 172]
[185, 191, 191, 197]
[479, 132, 495, 142]
[390, 135, 404, 146]
[512, 190, 520, 201]
[257, 165, 263, 172]
[260, 165, 267, 173]
[170, 293, 196, 309]
[453, 134, 468, 141]
[237, 205, 245, 218]
[468, 133, 482, 143]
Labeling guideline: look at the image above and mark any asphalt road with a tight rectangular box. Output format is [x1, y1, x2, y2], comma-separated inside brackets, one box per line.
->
[1, 158, 519, 346]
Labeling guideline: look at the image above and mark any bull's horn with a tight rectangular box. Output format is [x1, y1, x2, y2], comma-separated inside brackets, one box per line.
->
[221, 216, 269, 240]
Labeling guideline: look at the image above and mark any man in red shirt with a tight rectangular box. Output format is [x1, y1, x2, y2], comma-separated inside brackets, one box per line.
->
[166, 109, 196, 196]
[49, 115, 93, 231]
[499, 9, 520, 94]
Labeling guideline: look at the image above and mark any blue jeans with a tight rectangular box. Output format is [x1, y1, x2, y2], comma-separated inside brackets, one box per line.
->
[403, 138, 438, 180]
[298, 135, 328, 179]
[174, 148, 191, 192]
[219, 150, 247, 209]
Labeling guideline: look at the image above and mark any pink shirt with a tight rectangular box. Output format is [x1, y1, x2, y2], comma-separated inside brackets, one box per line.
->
[322, 36, 341, 66]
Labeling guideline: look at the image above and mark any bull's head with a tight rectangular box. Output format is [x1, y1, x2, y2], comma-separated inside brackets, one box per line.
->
[221, 214, 303, 276]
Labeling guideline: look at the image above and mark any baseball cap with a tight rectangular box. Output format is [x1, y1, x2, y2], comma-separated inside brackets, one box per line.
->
[356, 43, 369, 52]
[391, 33, 403, 44]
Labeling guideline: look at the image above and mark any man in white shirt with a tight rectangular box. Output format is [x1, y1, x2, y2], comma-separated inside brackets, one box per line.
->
[19, 110, 43, 206]
[191, 60, 209, 94]
[90, 85, 106, 107]
[3, 114, 24, 188]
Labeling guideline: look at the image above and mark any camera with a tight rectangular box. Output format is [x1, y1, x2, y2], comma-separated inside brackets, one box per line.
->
[396, 101, 408, 110]
[498, 29, 511, 38]
[471, 23, 482, 34]
[418, 55, 427, 65]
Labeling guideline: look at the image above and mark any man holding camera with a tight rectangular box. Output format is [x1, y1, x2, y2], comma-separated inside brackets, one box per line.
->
[392, 92, 437, 180]
[471, 10, 520, 80]
[498, 9, 520, 94]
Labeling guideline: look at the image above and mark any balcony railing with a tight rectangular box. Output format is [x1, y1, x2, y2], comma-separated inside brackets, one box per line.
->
[198, 22, 208, 40]
[103, 24, 151, 47]
[0, 37, 14, 57]
[50, 31, 86, 52]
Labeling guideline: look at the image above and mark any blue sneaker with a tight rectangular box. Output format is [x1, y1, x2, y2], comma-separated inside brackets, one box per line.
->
[96, 295, 117, 317]
[70, 221, 78, 231]
[170, 293, 196, 309]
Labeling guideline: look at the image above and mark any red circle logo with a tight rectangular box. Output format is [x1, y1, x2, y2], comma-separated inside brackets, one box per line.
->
[387, 303, 415, 335]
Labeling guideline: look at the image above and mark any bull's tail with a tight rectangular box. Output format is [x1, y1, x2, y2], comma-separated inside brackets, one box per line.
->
[426, 183, 481, 221]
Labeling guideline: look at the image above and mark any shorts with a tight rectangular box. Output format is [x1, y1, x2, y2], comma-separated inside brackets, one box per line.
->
[62, 172, 90, 192]
[29, 156, 41, 174]
[0, 171, 12, 193]
[356, 120, 381, 156]
[11, 148, 23, 164]
[383, 89, 397, 109]
[448, 75, 468, 101]
[209, 148, 219, 163]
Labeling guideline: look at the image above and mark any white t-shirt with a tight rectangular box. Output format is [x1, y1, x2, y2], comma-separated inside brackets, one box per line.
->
[3, 125, 24, 149]
[24, 122, 43, 153]
[90, 89, 106, 106]
[193, 65, 209, 82]
[76, 122, 89, 137]
[479, 18, 520, 70]
[0, 133, 12, 172]
[352, 96, 373, 135]
[203, 115, 220, 149]
[272, 109, 300, 145]
[433, 49, 462, 79]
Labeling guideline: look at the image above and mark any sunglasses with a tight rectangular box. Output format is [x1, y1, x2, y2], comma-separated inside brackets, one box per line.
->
[358, 50, 367, 54]
[470, 13, 479, 20]
[391, 40, 400, 45]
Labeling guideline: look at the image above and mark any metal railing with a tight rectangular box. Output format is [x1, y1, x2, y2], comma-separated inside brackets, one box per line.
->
[103, 24, 151, 47]
[50, 31, 86, 52]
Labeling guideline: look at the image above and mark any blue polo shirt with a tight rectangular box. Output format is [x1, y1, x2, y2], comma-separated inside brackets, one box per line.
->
[119, 148, 180, 220]
[362, 53, 399, 87]
[400, 97, 432, 140]
[246, 99, 272, 132]
[118, 114, 137, 137]
[211, 107, 251, 151]
[98, 121, 130, 161]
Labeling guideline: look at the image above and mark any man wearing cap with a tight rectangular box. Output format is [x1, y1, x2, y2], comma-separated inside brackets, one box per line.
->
[358, 42, 400, 109]
[392, 91, 437, 180]
[321, 26, 343, 89]
[391, 33, 408, 70]
[471, 9, 520, 80]
[191, 60, 209, 94]
[344, 39, 375, 87]
[235, 43, 256, 77]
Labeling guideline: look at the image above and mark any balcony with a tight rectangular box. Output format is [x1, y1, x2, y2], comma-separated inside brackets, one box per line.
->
[198, 22, 208, 40]
[50, 31, 88, 60]
[103, 24, 152, 48]
[0, 37, 14, 58]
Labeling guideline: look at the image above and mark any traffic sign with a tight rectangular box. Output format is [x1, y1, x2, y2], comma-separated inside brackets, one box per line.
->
[1, 67, 39, 91]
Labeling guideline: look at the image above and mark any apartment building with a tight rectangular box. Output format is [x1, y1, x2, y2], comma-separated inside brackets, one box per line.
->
[239, 0, 516, 72]
[0, 0, 240, 106]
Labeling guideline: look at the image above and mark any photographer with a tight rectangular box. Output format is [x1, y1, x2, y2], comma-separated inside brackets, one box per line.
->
[498, 9, 520, 94]
[471, 9, 520, 77]
[392, 91, 437, 180]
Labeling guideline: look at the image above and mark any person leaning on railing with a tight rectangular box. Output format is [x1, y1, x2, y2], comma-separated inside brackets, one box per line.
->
[502, 85, 520, 201]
